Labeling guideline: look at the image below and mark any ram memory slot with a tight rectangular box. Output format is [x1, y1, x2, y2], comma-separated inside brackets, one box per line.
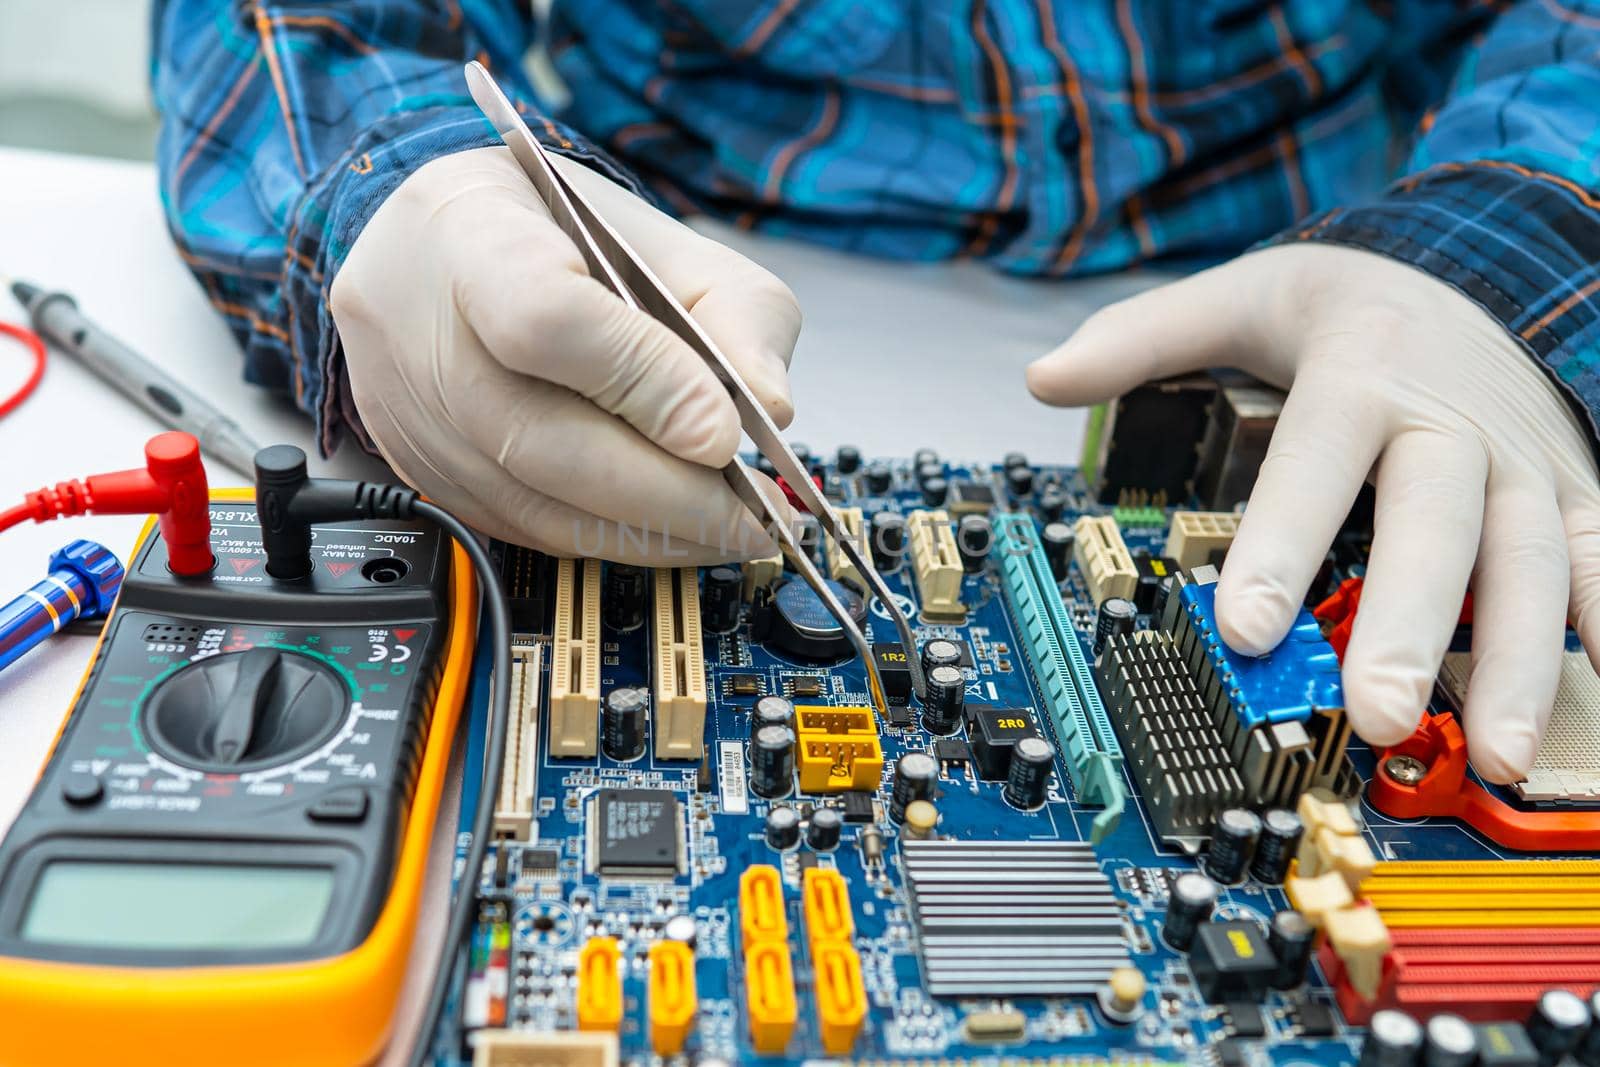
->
[991, 513, 1124, 842]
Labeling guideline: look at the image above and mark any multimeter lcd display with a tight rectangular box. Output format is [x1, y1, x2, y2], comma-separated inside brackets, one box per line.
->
[21, 862, 334, 951]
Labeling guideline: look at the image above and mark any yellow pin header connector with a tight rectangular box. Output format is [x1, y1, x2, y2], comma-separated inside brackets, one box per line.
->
[803, 867, 855, 951]
[740, 865, 788, 946]
[812, 941, 868, 1055]
[577, 937, 623, 1033]
[745, 940, 798, 1054]
[795, 706, 883, 793]
[648, 941, 696, 1056]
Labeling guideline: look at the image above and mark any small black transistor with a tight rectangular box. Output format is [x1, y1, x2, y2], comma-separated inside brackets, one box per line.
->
[886, 706, 913, 728]
[934, 738, 970, 766]
[1190, 920, 1277, 1002]
[871, 642, 914, 705]
[1225, 1001, 1267, 1038]
[842, 792, 876, 823]
[1295, 1001, 1337, 1038]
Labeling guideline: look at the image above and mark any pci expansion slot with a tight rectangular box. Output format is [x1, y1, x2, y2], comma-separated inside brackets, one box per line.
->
[493, 643, 543, 840]
[550, 558, 602, 757]
[653, 567, 708, 759]
[992, 513, 1125, 842]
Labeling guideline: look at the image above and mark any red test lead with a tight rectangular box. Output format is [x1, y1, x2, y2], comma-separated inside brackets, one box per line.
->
[0, 432, 214, 575]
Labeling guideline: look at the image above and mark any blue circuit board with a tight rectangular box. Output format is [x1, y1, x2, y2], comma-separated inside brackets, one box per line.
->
[438, 458, 1586, 1067]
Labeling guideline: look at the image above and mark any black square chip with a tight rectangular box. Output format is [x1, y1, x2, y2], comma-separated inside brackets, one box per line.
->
[948, 480, 998, 515]
[590, 788, 681, 876]
[728, 673, 762, 697]
[872, 642, 913, 704]
[1224, 1001, 1266, 1038]
[790, 675, 824, 698]
[934, 739, 970, 766]
[969, 708, 1039, 781]
[1191, 921, 1277, 1002]
[1294, 1001, 1336, 1038]
[886, 706, 913, 728]
[842, 792, 875, 822]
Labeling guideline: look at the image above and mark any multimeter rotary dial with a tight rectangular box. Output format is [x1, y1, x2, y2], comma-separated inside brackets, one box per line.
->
[141, 647, 349, 772]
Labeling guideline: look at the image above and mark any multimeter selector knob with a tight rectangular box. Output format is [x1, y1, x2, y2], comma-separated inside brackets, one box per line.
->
[143, 647, 348, 771]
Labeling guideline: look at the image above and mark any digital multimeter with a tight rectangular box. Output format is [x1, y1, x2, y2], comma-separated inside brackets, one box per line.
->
[0, 490, 477, 1067]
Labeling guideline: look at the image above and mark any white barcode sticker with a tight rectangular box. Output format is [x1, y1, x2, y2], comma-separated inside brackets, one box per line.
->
[718, 740, 749, 814]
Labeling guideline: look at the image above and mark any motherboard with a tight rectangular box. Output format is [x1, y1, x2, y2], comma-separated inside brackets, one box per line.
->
[437, 399, 1600, 1067]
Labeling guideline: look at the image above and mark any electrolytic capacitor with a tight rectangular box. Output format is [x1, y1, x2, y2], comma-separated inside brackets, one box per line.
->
[1267, 910, 1315, 989]
[791, 442, 813, 470]
[1251, 808, 1305, 884]
[765, 806, 801, 850]
[806, 807, 842, 851]
[750, 724, 796, 799]
[1526, 989, 1591, 1065]
[1578, 991, 1600, 1067]
[921, 477, 948, 507]
[923, 664, 965, 735]
[602, 563, 648, 631]
[1037, 489, 1067, 523]
[1002, 451, 1029, 472]
[1153, 575, 1175, 618]
[835, 445, 861, 474]
[903, 800, 938, 839]
[1093, 597, 1137, 656]
[794, 514, 823, 560]
[914, 448, 939, 470]
[921, 638, 962, 674]
[752, 695, 795, 736]
[890, 751, 939, 822]
[701, 566, 743, 633]
[601, 686, 649, 761]
[916, 461, 943, 487]
[1005, 465, 1034, 499]
[1163, 872, 1217, 951]
[956, 515, 992, 573]
[1424, 1014, 1479, 1067]
[1042, 522, 1075, 582]
[864, 463, 893, 494]
[1003, 736, 1055, 810]
[1360, 1010, 1425, 1067]
[870, 512, 907, 570]
[1206, 808, 1263, 884]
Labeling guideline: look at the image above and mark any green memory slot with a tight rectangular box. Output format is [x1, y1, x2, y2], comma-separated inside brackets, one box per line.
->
[992, 513, 1125, 842]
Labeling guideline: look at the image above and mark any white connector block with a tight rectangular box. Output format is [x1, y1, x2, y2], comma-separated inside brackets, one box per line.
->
[653, 567, 708, 759]
[494, 643, 542, 840]
[825, 506, 866, 591]
[1073, 515, 1137, 606]
[1165, 510, 1240, 570]
[909, 509, 964, 619]
[549, 558, 601, 757]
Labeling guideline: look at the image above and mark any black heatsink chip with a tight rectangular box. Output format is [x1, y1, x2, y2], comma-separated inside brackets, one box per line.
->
[591, 788, 681, 876]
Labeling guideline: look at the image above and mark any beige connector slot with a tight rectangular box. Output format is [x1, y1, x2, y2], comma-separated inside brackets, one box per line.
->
[494, 643, 542, 840]
[473, 1030, 619, 1067]
[909, 509, 964, 620]
[549, 558, 602, 757]
[654, 567, 708, 759]
[1073, 515, 1137, 606]
[1166, 510, 1240, 570]
[743, 552, 782, 601]
[825, 506, 866, 591]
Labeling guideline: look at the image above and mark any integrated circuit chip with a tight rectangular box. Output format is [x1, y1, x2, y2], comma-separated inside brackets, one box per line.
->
[728, 673, 763, 697]
[948, 480, 998, 516]
[789, 675, 825, 698]
[588, 788, 682, 877]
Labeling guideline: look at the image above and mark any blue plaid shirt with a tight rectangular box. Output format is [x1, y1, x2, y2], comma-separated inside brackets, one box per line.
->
[152, 1, 1600, 456]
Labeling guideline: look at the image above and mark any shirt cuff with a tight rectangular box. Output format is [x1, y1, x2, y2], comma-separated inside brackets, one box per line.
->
[1265, 162, 1600, 461]
[288, 100, 644, 456]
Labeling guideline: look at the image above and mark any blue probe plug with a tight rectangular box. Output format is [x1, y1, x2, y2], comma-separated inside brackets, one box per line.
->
[0, 540, 124, 673]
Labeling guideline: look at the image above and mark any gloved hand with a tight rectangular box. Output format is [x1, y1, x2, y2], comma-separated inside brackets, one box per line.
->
[1028, 243, 1600, 783]
[332, 146, 799, 564]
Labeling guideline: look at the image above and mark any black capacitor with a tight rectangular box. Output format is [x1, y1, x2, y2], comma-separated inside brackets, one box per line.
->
[1037, 489, 1067, 523]
[807, 807, 843, 851]
[1006, 465, 1035, 499]
[916, 461, 944, 486]
[791, 442, 813, 470]
[890, 752, 939, 822]
[835, 445, 862, 474]
[1206, 808, 1263, 884]
[765, 806, 801, 850]
[1042, 521, 1075, 582]
[1361, 1010, 1425, 1067]
[1578, 992, 1600, 1067]
[1154, 575, 1175, 618]
[1526, 989, 1591, 1066]
[921, 638, 963, 674]
[751, 724, 796, 799]
[1002, 451, 1029, 471]
[1251, 808, 1305, 884]
[1004, 736, 1054, 810]
[923, 664, 965, 735]
[1424, 1015, 1480, 1067]
[1267, 910, 1315, 989]
[702, 566, 743, 633]
[870, 511, 907, 570]
[914, 448, 939, 469]
[956, 515, 992, 573]
[921, 477, 948, 507]
[1163, 872, 1217, 951]
[1092, 597, 1137, 656]
[752, 695, 796, 736]
[602, 563, 648, 631]
[864, 463, 893, 494]
[601, 686, 649, 761]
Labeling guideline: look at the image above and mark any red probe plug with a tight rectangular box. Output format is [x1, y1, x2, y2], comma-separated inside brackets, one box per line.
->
[0, 432, 214, 576]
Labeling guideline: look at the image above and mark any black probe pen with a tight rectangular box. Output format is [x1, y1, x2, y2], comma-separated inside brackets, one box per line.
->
[10, 278, 261, 478]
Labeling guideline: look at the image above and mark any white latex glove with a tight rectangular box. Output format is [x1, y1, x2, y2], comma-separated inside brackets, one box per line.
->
[1029, 243, 1600, 783]
[332, 146, 799, 564]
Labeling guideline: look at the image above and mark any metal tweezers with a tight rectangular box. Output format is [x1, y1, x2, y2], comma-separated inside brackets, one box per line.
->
[466, 62, 926, 712]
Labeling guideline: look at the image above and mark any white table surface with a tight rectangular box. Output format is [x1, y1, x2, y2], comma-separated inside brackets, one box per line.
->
[0, 144, 1168, 1062]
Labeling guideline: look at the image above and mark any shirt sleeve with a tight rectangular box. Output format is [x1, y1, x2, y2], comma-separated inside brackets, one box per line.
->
[1271, 0, 1600, 449]
[151, 1, 641, 454]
